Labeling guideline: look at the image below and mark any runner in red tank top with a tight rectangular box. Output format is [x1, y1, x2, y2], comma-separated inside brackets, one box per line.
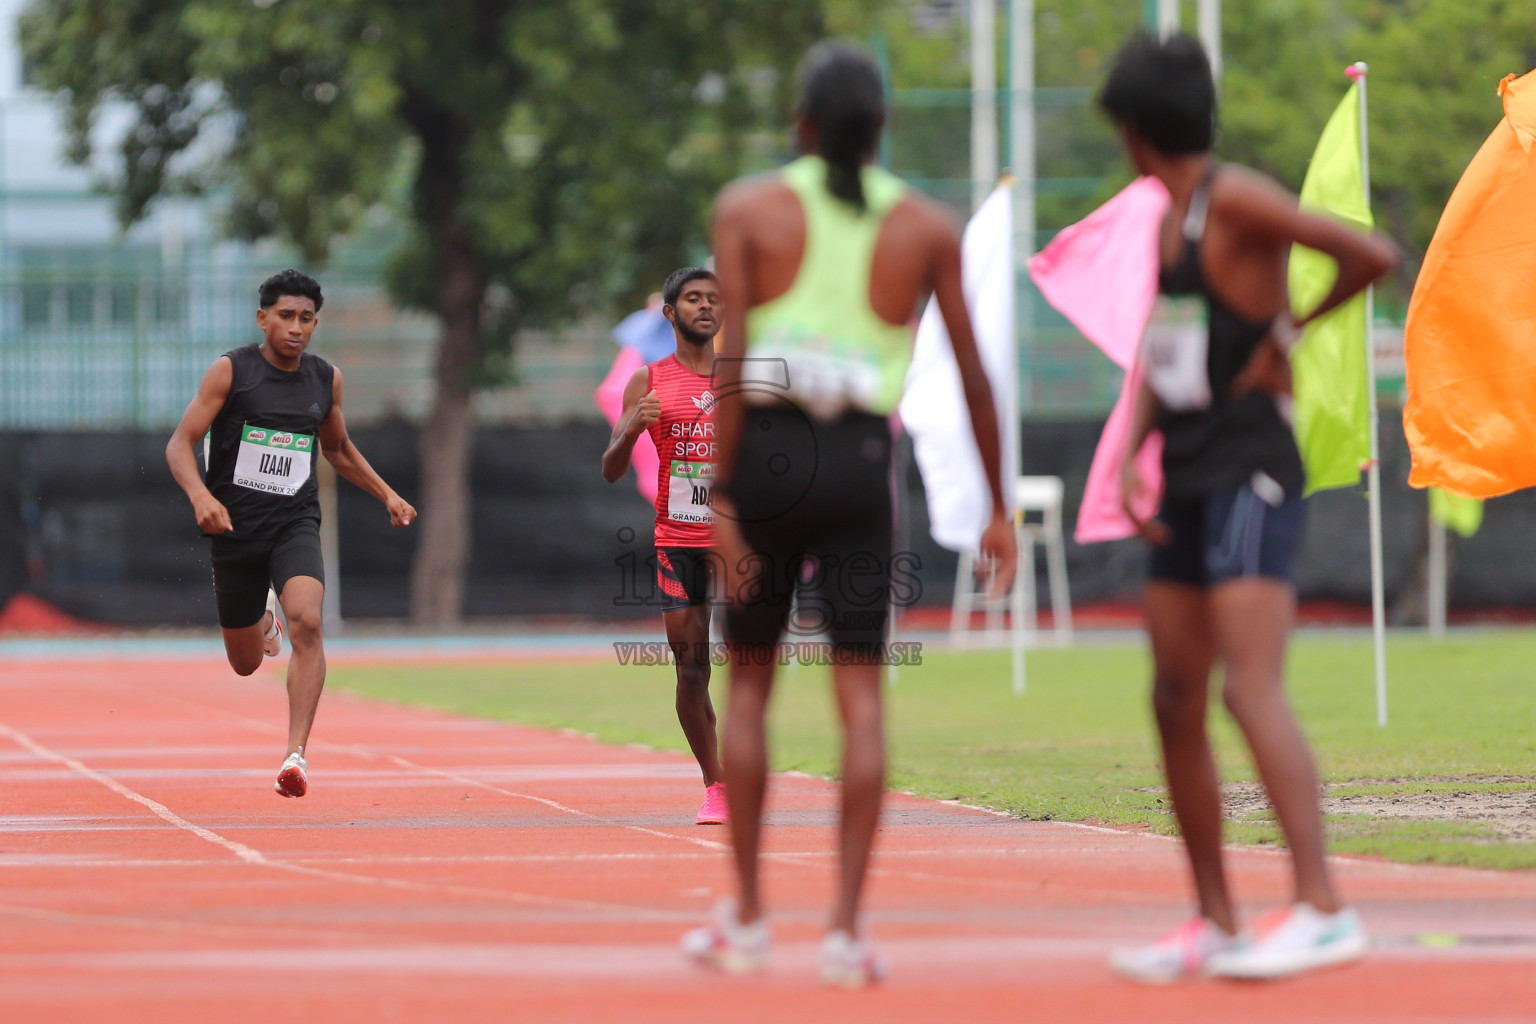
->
[602, 267, 727, 825]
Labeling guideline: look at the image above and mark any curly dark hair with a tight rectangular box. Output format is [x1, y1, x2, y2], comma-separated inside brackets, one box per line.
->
[258, 269, 324, 311]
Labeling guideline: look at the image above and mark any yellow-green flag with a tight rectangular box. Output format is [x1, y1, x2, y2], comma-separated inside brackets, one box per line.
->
[1290, 82, 1373, 495]
[1429, 488, 1483, 538]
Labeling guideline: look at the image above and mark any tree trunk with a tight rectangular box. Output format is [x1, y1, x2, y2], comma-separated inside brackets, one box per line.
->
[407, 104, 485, 627]
[409, 341, 475, 626]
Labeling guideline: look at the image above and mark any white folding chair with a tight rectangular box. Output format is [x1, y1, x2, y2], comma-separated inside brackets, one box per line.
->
[950, 475, 1074, 645]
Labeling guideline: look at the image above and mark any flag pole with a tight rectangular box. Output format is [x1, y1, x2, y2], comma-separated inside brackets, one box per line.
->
[1427, 504, 1448, 639]
[971, 0, 998, 212]
[1008, 0, 1033, 695]
[1351, 60, 1388, 726]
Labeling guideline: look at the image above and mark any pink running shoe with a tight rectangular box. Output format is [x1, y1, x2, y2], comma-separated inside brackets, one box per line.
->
[1110, 917, 1234, 984]
[696, 781, 729, 825]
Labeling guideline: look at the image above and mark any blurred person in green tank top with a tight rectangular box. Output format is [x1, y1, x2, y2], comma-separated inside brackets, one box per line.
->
[682, 39, 1017, 987]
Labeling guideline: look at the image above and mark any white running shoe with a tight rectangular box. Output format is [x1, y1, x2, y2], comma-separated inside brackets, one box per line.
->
[681, 899, 769, 975]
[1110, 917, 1235, 984]
[261, 590, 283, 658]
[274, 748, 308, 798]
[820, 929, 887, 988]
[1209, 903, 1368, 980]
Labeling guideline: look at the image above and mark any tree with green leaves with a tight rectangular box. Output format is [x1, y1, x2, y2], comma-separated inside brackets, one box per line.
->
[21, 0, 873, 623]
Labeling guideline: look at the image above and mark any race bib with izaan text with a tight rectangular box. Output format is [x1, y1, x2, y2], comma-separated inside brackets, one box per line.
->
[232, 425, 314, 496]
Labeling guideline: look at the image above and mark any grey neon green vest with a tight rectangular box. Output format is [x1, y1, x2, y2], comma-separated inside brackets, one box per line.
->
[744, 156, 913, 415]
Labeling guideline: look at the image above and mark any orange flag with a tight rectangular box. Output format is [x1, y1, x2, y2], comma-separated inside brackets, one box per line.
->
[1404, 70, 1536, 498]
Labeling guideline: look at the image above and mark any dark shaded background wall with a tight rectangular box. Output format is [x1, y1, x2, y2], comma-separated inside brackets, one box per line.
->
[1, 414, 1530, 627]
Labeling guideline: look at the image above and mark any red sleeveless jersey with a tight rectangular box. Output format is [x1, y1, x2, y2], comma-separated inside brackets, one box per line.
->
[646, 354, 717, 547]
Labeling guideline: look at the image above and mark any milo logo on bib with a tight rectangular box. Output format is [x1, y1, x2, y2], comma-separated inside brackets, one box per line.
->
[233, 423, 316, 496]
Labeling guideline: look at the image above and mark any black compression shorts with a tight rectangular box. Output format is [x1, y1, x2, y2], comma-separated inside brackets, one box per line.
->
[209, 518, 325, 629]
[657, 546, 713, 613]
[722, 405, 892, 661]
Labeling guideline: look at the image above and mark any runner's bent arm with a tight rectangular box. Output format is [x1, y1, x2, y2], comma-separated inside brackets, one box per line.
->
[601, 367, 659, 483]
[1221, 169, 1399, 329]
[706, 186, 756, 576]
[166, 356, 235, 534]
[317, 369, 416, 527]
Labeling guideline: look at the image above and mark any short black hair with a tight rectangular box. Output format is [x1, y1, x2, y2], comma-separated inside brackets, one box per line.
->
[259, 269, 324, 311]
[663, 267, 717, 308]
[1098, 31, 1216, 155]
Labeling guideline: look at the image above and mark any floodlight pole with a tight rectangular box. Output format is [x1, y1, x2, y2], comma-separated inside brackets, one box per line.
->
[1428, 512, 1448, 639]
[1151, 0, 1221, 89]
[1198, 0, 1222, 89]
[971, 0, 998, 212]
[1352, 61, 1389, 727]
[1008, 0, 1033, 694]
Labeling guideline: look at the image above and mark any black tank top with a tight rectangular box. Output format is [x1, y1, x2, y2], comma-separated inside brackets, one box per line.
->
[204, 344, 335, 541]
[1152, 166, 1305, 500]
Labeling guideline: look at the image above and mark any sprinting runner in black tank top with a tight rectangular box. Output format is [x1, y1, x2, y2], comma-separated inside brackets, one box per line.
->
[205, 344, 335, 542]
[167, 270, 416, 802]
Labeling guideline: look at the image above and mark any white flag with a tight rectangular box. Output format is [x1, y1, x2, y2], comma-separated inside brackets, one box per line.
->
[900, 185, 1017, 552]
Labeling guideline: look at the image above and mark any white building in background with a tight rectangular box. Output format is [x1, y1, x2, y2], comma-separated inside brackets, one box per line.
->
[0, 0, 264, 429]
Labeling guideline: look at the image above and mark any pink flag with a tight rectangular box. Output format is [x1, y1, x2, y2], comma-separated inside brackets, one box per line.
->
[1074, 361, 1164, 542]
[1028, 176, 1169, 542]
[594, 346, 659, 505]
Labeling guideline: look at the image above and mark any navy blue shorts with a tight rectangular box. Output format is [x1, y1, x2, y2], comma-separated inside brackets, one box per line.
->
[1147, 482, 1305, 586]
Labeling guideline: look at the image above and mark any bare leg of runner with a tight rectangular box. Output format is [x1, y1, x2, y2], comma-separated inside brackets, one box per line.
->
[830, 661, 884, 935]
[278, 575, 327, 758]
[665, 604, 723, 785]
[1145, 582, 1235, 933]
[1211, 577, 1340, 913]
[220, 622, 267, 677]
[722, 657, 774, 923]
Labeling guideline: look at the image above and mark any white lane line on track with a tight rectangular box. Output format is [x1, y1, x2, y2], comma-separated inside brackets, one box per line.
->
[117, 681, 732, 855]
[98, 670, 1514, 898]
[5, 934, 1532, 979]
[351, 746, 731, 854]
[129, 680, 731, 853]
[0, 900, 380, 946]
[0, 847, 1181, 869]
[92, 686, 1221, 900]
[0, 718, 690, 922]
[0, 722, 266, 865]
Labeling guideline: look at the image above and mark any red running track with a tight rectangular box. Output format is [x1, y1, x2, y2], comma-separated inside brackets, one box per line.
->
[0, 657, 1533, 1023]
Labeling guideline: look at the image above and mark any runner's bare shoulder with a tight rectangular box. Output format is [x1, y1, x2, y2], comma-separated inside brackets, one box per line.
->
[199, 355, 235, 395]
[1209, 164, 1299, 225]
[887, 188, 963, 257]
[715, 171, 798, 229]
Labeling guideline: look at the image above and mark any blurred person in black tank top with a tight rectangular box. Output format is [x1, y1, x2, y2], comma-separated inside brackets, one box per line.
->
[167, 271, 416, 799]
[1101, 34, 1397, 982]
